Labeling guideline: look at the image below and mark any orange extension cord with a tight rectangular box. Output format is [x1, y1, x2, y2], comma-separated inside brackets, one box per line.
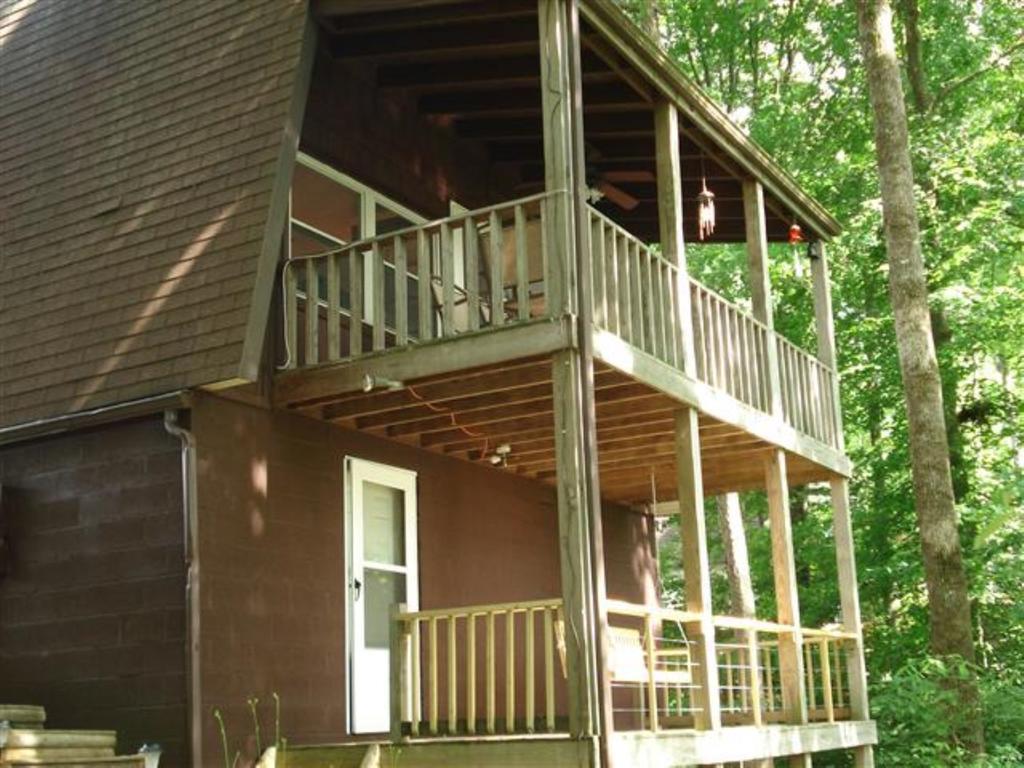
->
[406, 384, 489, 458]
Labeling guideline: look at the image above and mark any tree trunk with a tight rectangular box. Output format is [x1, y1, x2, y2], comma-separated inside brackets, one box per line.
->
[716, 494, 757, 619]
[856, 0, 984, 754]
[715, 494, 770, 768]
[896, 0, 932, 113]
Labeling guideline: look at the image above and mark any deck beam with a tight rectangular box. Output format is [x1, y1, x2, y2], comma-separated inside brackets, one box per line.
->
[274, 317, 573, 408]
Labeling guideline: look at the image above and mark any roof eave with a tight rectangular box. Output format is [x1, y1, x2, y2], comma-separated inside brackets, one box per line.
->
[580, 0, 842, 240]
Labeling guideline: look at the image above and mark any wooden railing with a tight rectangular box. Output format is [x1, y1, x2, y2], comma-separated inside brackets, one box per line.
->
[281, 192, 562, 369]
[604, 600, 856, 731]
[390, 598, 566, 739]
[281, 193, 842, 449]
[689, 280, 773, 414]
[777, 335, 840, 447]
[588, 208, 685, 369]
[586, 207, 840, 448]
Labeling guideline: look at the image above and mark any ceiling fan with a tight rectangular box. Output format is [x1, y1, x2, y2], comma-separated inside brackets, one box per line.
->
[512, 142, 655, 210]
[586, 168, 654, 211]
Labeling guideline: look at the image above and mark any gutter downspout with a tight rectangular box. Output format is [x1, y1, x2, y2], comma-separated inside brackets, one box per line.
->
[164, 410, 202, 768]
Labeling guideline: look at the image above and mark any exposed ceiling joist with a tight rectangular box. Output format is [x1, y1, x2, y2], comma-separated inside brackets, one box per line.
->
[330, 17, 539, 60]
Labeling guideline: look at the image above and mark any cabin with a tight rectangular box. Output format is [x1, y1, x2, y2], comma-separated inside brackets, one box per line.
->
[0, 1, 876, 767]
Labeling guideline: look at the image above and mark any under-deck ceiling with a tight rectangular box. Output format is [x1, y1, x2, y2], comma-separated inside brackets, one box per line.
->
[287, 356, 832, 504]
[313, 0, 806, 244]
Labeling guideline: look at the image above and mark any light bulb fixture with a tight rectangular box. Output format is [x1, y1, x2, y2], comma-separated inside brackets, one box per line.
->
[489, 443, 512, 467]
[362, 373, 405, 393]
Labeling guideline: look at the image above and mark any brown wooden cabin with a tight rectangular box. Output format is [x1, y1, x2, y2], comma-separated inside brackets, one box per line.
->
[0, 1, 876, 766]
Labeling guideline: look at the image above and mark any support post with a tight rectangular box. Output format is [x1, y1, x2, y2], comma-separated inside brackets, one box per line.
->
[390, 603, 409, 744]
[674, 408, 722, 731]
[655, 100, 696, 376]
[831, 478, 876, 767]
[743, 180, 783, 418]
[539, 0, 575, 317]
[813, 240, 874, 764]
[541, 0, 612, 761]
[553, 350, 602, 738]
[764, 450, 811, 767]
[810, 241, 846, 445]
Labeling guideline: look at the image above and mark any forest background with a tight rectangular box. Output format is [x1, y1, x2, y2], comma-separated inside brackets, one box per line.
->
[617, 0, 1024, 764]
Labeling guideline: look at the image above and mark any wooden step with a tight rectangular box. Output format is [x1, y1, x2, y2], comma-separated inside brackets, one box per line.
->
[0, 708, 45, 729]
[0, 747, 116, 763]
[3, 757, 146, 768]
[1, 732, 117, 750]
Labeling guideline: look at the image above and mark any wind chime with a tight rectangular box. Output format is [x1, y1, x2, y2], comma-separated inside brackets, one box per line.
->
[696, 155, 716, 241]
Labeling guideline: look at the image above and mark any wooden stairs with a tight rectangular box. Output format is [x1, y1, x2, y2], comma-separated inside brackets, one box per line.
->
[0, 706, 155, 768]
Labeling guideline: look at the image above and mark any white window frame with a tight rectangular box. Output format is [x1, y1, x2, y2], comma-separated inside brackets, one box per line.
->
[343, 456, 419, 735]
[292, 152, 428, 324]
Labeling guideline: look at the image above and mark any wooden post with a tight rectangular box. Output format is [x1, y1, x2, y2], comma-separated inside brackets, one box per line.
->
[765, 450, 811, 767]
[552, 349, 601, 738]
[539, 0, 575, 317]
[542, 0, 612, 759]
[811, 241, 846, 447]
[655, 101, 696, 377]
[390, 603, 407, 743]
[831, 478, 875, 767]
[674, 408, 722, 731]
[743, 180, 784, 418]
[813, 239, 873, 765]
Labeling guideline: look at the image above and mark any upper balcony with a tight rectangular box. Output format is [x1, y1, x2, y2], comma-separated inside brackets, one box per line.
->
[272, 0, 848, 498]
[275, 189, 847, 497]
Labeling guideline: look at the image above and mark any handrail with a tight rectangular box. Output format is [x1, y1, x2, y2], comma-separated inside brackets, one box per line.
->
[282, 190, 564, 267]
[281, 191, 565, 369]
[391, 597, 567, 739]
[605, 600, 856, 640]
[688, 278, 772, 338]
[398, 597, 563, 621]
[604, 599, 857, 730]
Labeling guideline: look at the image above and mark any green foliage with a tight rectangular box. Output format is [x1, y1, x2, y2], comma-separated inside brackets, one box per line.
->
[631, 0, 1024, 761]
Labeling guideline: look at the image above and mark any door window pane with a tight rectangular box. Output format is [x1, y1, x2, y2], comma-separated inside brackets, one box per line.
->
[362, 481, 405, 565]
[376, 203, 414, 236]
[364, 568, 406, 649]
[293, 164, 361, 242]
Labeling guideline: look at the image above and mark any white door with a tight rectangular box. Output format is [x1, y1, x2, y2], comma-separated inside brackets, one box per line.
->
[346, 457, 418, 734]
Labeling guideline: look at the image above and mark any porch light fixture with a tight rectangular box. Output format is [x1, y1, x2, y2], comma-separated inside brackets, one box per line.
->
[361, 373, 405, 393]
[489, 443, 512, 467]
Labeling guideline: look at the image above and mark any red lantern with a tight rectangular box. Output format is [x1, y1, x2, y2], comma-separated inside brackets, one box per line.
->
[788, 222, 804, 245]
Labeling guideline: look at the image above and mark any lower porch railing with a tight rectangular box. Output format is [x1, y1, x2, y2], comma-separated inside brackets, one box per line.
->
[390, 598, 567, 738]
[604, 601, 857, 731]
[390, 598, 858, 741]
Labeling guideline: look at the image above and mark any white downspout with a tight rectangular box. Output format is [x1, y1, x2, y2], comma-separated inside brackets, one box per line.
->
[164, 410, 202, 768]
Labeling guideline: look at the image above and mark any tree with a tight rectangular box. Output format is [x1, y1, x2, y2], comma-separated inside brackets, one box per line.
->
[855, 0, 985, 754]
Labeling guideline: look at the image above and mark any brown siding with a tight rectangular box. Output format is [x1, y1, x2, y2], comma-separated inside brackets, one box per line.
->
[191, 392, 656, 758]
[0, 0, 308, 427]
[0, 418, 187, 766]
[301, 52, 518, 219]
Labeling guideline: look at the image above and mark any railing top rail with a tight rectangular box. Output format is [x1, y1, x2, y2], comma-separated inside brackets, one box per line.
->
[284, 190, 565, 267]
[605, 599, 857, 640]
[396, 597, 564, 622]
[687, 277, 774, 336]
[775, 332, 838, 375]
[587, 205, 678, 271]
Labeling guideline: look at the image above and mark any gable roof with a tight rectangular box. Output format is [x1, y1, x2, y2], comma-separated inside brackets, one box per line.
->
[0, 0, 839, 432]
[0, 0, 312, 428]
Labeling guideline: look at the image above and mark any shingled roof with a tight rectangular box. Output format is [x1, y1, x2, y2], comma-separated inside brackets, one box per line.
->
[0, 0, 312, 427]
